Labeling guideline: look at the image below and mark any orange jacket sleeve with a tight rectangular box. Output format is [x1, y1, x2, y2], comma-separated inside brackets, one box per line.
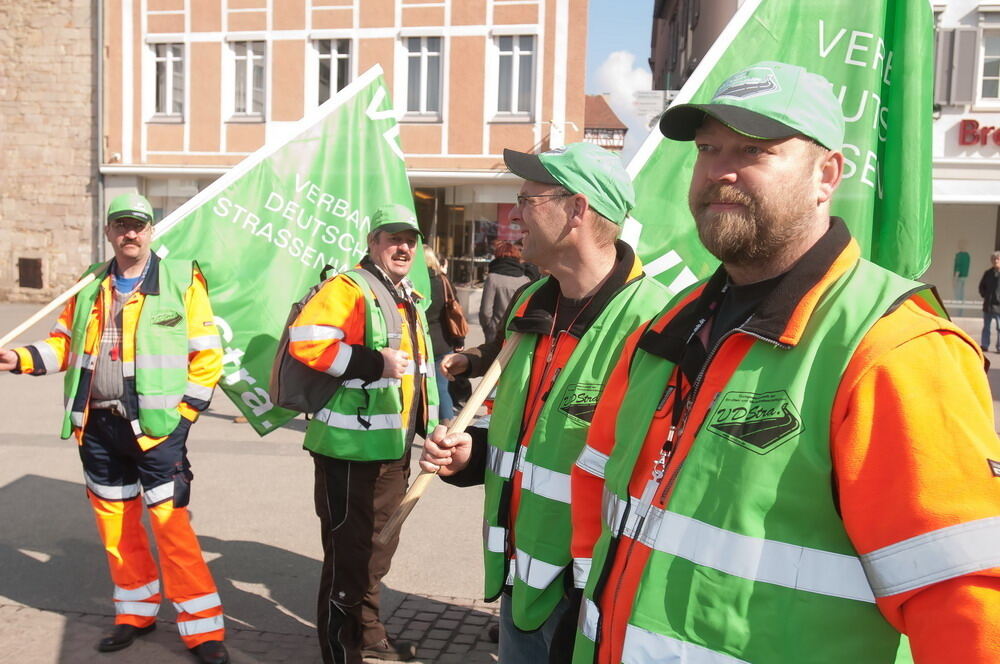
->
[289, 275, 377, 379]
[12, 298, 75, 375]
[832, 300, 1000, 663]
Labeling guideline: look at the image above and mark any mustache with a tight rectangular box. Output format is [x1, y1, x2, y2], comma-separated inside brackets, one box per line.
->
[693, 184, 755, 209]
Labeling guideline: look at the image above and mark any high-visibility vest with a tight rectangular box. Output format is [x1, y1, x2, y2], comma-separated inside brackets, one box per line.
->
[575, 258, 931, 664]
[484, 271, 667, 631]
[62, 260, 194, 440]
[303, 269, 439, 462]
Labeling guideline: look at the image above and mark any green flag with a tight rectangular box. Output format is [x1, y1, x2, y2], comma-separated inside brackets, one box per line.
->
[625, 0, 933, 293]
[152, 66, 425, 435]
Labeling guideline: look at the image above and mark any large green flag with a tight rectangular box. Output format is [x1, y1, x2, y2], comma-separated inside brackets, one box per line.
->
[624, 0, 933, 293]
[152, 66, 426, 435]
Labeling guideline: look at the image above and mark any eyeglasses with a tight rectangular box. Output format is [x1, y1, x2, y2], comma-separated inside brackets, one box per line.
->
[110, 218, 151, 234]
[515, 193, 572, 207]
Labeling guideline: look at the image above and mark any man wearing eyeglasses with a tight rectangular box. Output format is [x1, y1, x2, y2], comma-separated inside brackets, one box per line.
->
[0, 193, 229, 664]
[420, 142, 669, 663]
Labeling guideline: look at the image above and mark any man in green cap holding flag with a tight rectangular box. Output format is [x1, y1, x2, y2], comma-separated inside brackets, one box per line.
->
[0, 193, 229, 664]
[419, 142, 668, 663]
[570, 61, 1000, 664]
[288, 203, 441, 664]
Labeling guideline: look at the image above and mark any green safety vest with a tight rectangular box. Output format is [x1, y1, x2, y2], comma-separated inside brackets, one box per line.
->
[303, 269, 439, 462]
[576, 259, 927, 663]
[62, 259, 194, 439]
[484, 273, 667, 631]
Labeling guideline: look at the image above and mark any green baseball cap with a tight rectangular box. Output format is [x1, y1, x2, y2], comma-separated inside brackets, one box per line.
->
[370, 203, 424, 239]
[659, 61, 845, 150]
[107, 193, 154, 225]
[503, 142, 635, 224]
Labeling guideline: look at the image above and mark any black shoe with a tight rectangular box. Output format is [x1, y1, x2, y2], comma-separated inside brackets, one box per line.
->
[96, 623, 156, 652]
[361, 638, 416, 661]
[189, 640, 229, 664]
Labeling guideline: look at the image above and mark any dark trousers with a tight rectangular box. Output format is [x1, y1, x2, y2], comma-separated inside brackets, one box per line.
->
[313, 451, 410, 664]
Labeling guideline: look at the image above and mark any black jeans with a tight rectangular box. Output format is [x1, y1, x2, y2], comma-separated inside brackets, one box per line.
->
[312, 451, 410, 664]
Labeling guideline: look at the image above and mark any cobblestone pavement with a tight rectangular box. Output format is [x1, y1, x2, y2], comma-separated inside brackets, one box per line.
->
[0, 594, 499, 663]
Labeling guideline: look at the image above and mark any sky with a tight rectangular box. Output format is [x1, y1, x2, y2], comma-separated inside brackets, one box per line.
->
[585, 0, 656, 162]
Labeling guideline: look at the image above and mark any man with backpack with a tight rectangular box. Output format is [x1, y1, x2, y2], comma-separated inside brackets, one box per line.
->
[287, 203, 440, 664]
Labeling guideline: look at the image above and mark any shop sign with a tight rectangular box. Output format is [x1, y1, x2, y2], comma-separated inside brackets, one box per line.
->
[958, 119, 1000, 146]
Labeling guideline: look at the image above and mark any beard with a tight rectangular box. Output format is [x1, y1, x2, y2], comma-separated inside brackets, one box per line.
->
[689, 176, 815, 266]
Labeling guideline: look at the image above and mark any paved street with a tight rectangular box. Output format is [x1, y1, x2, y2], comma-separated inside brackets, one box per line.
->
[2, 299, 999, 663]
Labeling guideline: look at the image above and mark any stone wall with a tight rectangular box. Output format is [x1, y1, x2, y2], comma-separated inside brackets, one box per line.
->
[0, 0, 98, 303]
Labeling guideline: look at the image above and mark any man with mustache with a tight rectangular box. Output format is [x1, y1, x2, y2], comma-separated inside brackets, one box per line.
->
[420, 142, 668, 663]
[570, 62, 1000, 663]
[0, 193, 229, 663]
[287, 203, 440, 664]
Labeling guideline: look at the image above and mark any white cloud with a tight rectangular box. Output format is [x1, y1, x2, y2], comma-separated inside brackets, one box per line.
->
[593, 50, 654, 163]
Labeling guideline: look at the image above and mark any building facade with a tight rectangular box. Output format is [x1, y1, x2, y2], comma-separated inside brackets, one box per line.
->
[648, 0, 1000, 313]
[102, 0, 588, 284]
[583, 94, 627, 151]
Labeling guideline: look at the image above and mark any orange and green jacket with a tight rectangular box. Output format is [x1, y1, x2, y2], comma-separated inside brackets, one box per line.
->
[13, 255, 222, 450]
[571, 220, 1000, 663]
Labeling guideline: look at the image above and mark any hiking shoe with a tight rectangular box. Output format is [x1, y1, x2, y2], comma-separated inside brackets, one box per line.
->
[361, 638, 417, 661]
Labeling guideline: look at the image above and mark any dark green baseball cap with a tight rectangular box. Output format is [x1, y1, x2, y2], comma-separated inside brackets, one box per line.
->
[503, 142, 635, 224]
[659, 61, 845, 150]
[370, 203, 424, 239]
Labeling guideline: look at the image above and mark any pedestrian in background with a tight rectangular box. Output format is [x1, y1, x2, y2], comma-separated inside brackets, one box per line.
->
[479, 240, 531, 343]
[424, 246, 465, 425]
[978, 251, 1000, 352]
[0, 193, 228, 664]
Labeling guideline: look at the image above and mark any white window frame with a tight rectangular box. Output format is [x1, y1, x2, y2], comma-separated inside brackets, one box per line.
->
[152, 43, 184, 119]
[314, 38, 352, 106]
[403, 36, 443, 121]
[494, 35, 535, 119]
[980, 26, 1000, 105]
[231, 40, 266, 120]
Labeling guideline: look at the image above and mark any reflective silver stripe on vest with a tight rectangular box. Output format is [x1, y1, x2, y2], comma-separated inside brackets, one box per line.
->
[75, 352, 96, 371]
[51, 321, 71, 337]
[575, 444, 609, 479]
[138, 394, 184, 410]
[173, 592, 222, 615]
[114, 580, 160, 601]
[573, 557, 592, 589]
[185, 382, 215, 402]
[123, 361, 136, 378]
[30, 342, 61, 373]
[131, 419, 143, 436]
[603, 487, 645, 539]
[515, 548, 564, 590]
[860, 515, 1000, 597]
[71, 411, 85, 428]
[428, 405, 439, 421]
[135, 354, 187, 370]
[484, 521, 507, 553]
[622, 624, 750, 664]
[188, 335, 222, 351]
[488, 445, 516, 478]
[579, 598, 600, 642]
[177, 614, 225, 636]
[115, 601, 161, 617]
[289, 325, 346, 342]
[634, 504, 875, 603]
[327, 343, 353, 377]
[314, 408, 403, 431]
[341, 377, 402, 389]
[144, 481, 175, 506]
[520, 460, 572, 504]
[86, 473, 141, 501]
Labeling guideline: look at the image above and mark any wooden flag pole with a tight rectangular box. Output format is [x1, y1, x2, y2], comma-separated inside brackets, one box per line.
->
[0, 269, 103, 348]
[376, 333, 523, 545]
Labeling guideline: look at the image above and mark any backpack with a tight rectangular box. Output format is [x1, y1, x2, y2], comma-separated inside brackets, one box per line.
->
[269, 265, 403, 413]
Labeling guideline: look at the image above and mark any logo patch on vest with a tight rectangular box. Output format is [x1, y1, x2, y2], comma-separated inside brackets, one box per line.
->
[707, 390, 802, 454]
[558, 383, 602, 424]
[989, 459, 1000, 478]
[152, 312, 182, 327]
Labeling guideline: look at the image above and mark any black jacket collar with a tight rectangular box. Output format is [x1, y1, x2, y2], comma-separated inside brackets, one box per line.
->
[640, 218, 853, 361]
[509, 240, 643, 338]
